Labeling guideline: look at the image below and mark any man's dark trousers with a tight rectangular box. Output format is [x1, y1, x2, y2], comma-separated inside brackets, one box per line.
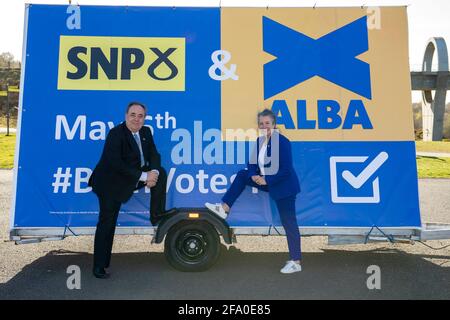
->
[93, 167, 167, 269]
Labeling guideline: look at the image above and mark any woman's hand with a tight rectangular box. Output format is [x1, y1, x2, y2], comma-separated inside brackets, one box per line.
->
[258, 177, 267, 185]
[252, 175, 267, 186]
[251, 175, 261, 184]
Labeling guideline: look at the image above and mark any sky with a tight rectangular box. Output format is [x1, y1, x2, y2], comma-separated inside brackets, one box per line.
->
[0, 0, 449, 102]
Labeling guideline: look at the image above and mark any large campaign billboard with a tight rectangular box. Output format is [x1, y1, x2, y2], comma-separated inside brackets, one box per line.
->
[11, 5, 420, 231]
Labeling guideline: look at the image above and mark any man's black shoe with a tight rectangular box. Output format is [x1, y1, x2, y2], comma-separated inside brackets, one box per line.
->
[150, 217, 160, 226]
[93, 267, 110, 279]
[150, 208, 178, 226]
[160, 208, 178, 216]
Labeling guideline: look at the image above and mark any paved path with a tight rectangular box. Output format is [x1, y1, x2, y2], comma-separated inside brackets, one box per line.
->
[416, 151, 450, 158]
[0, 127, 16, 134]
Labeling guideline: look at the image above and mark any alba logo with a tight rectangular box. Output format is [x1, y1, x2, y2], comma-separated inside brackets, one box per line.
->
[263, 16, 371, 100]
[58, 36, 185, 91]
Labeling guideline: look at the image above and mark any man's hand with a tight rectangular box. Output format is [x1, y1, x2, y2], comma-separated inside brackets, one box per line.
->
[146, 171, 159, 188]
[251, 175, 267, 186]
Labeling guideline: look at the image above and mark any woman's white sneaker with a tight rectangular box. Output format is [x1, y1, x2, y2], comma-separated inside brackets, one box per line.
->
[205, 202, 228, 219]
[280, 260, 302, 274]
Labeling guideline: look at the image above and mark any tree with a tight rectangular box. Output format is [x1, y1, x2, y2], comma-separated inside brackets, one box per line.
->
[0, 52, 21, 125]
[444, 103, 450, 140]
[0, 52, 20, 69]
[412, 101, 450, 140]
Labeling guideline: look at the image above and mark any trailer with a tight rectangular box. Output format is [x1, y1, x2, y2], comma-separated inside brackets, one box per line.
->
[10, 4, 450, 271]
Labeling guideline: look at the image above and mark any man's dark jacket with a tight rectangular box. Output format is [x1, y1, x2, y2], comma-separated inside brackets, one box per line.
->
[88, 122, 161, 203]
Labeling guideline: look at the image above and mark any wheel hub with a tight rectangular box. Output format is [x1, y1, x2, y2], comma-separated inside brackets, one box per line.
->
[178, 232, 207, 259]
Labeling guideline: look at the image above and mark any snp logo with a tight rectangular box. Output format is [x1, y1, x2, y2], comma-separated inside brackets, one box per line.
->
[57, 36, 185, 91]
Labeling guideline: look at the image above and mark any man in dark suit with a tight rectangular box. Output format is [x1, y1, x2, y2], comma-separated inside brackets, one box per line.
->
[88, 101, 176, 279]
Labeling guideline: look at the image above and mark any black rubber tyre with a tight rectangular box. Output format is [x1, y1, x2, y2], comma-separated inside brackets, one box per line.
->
[164, 220, 221, 272]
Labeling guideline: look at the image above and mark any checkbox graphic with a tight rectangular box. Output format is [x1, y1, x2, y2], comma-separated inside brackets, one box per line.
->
[330, 152, 389, 203]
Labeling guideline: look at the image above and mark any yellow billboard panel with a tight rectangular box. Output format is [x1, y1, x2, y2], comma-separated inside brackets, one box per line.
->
[221, 7, 413, 141]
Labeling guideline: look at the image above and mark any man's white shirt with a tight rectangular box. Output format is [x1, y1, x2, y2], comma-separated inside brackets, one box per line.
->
[129, 129, 159, 183]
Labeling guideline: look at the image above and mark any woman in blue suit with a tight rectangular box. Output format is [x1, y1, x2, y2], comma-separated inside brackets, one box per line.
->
[205, 109, 302, 274]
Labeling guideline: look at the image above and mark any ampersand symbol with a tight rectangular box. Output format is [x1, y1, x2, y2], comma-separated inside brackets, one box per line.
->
[208, 50, 239, 81]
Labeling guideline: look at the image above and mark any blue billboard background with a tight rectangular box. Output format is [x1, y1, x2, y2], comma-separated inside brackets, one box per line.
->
[12, 5, 421, 230]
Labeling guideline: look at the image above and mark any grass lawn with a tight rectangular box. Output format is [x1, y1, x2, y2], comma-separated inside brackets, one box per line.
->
[0, 134, 16, 169]
[416, 156, 450, 178]
[415, 141, 450, 153]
